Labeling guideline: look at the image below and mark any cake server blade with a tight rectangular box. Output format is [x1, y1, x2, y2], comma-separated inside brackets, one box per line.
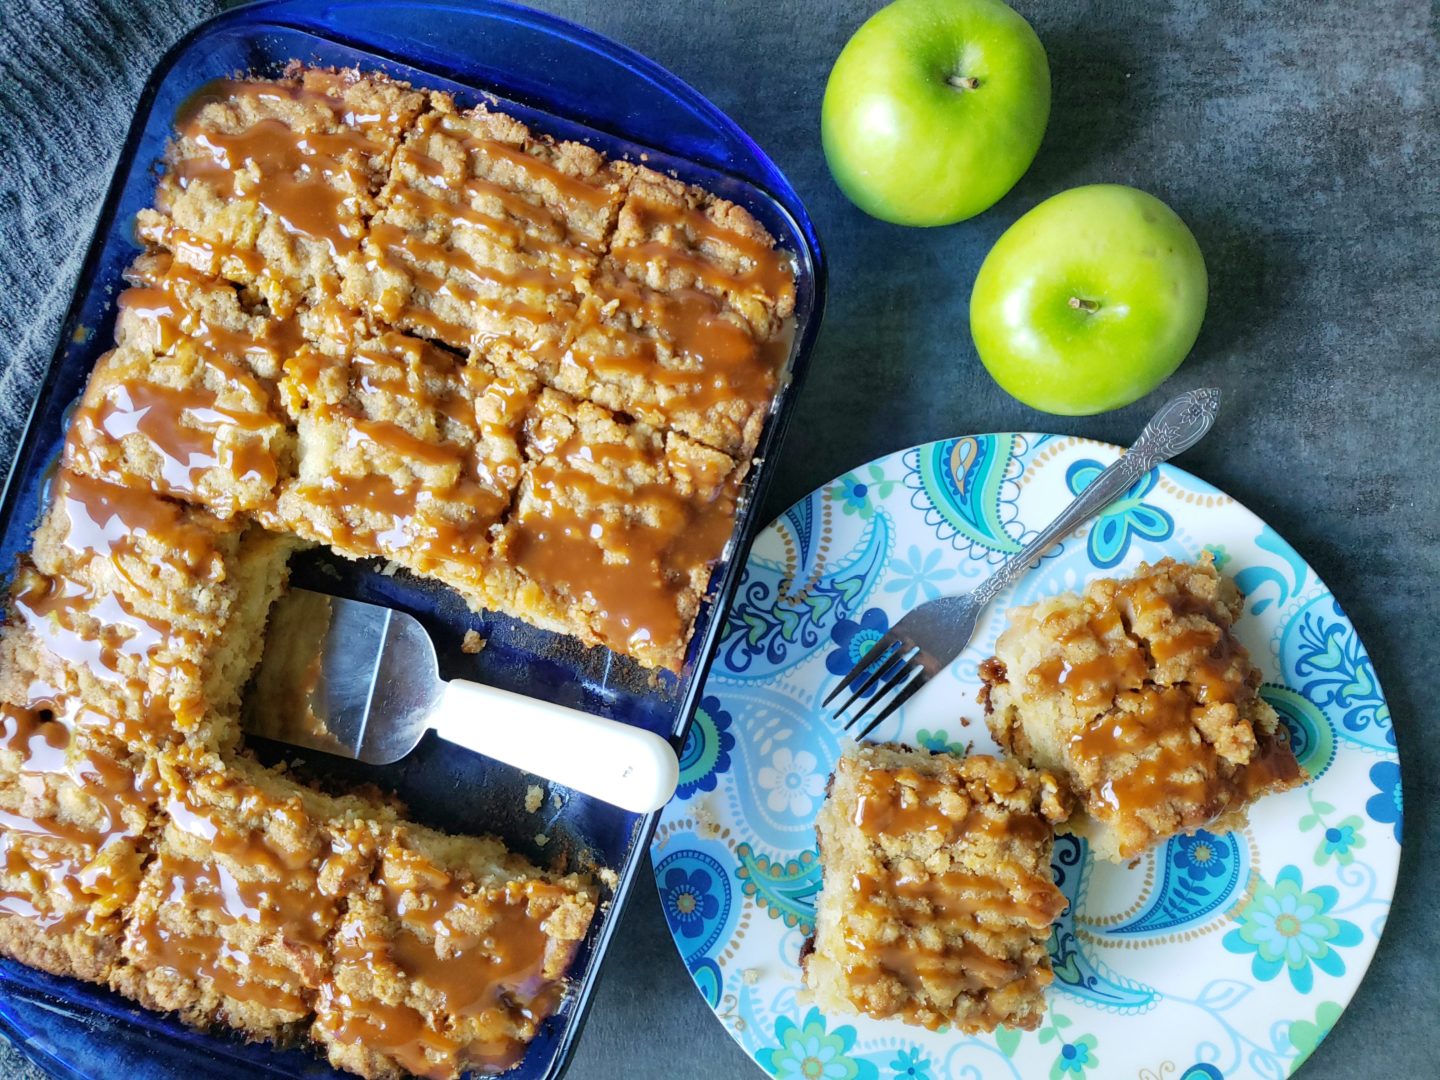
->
[243, 589, 679, 813]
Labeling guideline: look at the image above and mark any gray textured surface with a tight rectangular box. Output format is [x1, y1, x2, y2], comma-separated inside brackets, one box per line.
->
[0, 1, 1435, 1078]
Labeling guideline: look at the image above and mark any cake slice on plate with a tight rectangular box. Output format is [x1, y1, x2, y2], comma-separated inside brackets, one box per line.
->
[804, 744, 1070, 1033]
[980, 555, 1305, 862]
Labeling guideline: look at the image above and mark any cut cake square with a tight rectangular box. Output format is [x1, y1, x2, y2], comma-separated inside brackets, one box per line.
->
[980, 556, 1305, 862]
[137, 70, 426, 315]
[312, 819, 596, 1080]
[492, 388, 744, 671]
[804, 744, 1070, 1033]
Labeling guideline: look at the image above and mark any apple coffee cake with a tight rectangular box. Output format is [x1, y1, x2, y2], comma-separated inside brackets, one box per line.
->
[122, 68, 795, 669]
[804, 744, 1071, 1034]
[0, 63, 794, 1078]
[980, 556, 1304, 862]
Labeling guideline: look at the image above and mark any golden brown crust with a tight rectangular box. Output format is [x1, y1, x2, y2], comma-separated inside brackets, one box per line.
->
[339, 97, 623, 357]
[609, 163, 795, 340]
[259, 311, 523, 609]
[139, 69, 426, 315]
[113, 72, 794, 668]
[111, 746, 388, 1041]
[0, 657, 160, 982]
[3, 471, 295, 751]
[804, 745, 1068, 1034]
[980, 556, 1305, 862]
[311, 820, 596, 1079]
[492, 388, 744, 671]
[66, 343, 295, 517]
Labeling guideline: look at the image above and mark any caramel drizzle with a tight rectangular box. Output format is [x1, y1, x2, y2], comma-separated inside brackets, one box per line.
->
[362, 219, 572, 355]
[69, 256, 297, 509]
[611, 196, 795, 301]
[118, 255, 303, 368]
[0, 696, 153, 932]
[507, 428, 737, 652]
[391, 148, 593, 271]
[154, 74, 796, 459]
[1035, 568, 1293, 835]
[564, 280, 784, 426]
[164, 770, 321, 877]
[367, 122, 796, 452]
[317, 842, 568, 1076]
[1035, 575, 1248, 711]
[853, 766, 962, 841]
[1, 700, 153, 832]
[359, 122, 612, 356]
[134, 220, 269, 283]
[124, 766, 341, 1013]
[403, 140, 561, 228]
[53, 467, 217, 575]
[127, 851, 311, 1015]
[375, 139, 793, 433]
[9, 471, 208, 728]
[281, 339, 509, 567]
[315, 984, 461, 1080]
[380, 873, 559, 1023]
[12, 572, 182, 689]
[1123, 573, 1243, 705]
[287, 472, 501, 577]
[174, 78, 402, 258]
[852, 766, 1048, 844]
[886, 868, 1063, 930]
[450, 124, 616, 215]
[1068, 686, 1221, 822]
[67, 373, 280, 503]
[372, 219, 568, 298]
[840, 765, 1063, 1026]
[344, 333, 476, 428]
[1032, 605, 1148, 710]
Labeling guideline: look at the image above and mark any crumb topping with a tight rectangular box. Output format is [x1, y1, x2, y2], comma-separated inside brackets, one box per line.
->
[981, 556, 1304, 861]
[805, 745, 1069, 1035]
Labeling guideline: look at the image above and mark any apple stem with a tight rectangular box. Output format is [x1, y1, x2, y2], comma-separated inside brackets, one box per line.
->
[1068, 296, 1101, 313]
[946, 75, 980, 90]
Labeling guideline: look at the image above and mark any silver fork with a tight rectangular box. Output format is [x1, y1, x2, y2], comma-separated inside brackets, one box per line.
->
[824, 387, 1222, 739]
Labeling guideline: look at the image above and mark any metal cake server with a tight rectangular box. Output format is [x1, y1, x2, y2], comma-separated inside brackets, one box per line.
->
[243, 590, 679, 814]
[823, 387, 1223, 738]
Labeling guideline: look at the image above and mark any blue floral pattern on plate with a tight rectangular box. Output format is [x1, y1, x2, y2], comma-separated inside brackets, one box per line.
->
[1174, 831, 1231, 880]
[1363, 760, 1403, 842]
[825, 607, 892, 694]
[1222, 866, 1363, 993]
[676, 695, 735, 799]
[1065, 458, 1175, 568]
[758, 1009, 878, 1080]
[652, 433, 1401, 1079]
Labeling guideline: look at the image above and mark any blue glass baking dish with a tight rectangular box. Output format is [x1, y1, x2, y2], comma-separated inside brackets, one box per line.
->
[0, 1, 824, 1077]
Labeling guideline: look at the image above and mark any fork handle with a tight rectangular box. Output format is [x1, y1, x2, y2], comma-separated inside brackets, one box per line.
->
[973, 388, 1221, 606]
[429, 680, 679, 814]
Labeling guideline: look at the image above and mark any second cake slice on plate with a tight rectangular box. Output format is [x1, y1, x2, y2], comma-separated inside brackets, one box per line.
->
[980, 555, 1304, 862]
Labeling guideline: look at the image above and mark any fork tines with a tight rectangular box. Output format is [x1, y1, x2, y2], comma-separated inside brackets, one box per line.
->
[822, 632, 932, 739]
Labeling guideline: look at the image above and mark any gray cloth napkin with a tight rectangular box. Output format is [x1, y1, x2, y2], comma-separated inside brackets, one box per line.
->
[0, 6, 218, 1067]
[0, 0, 231, 470]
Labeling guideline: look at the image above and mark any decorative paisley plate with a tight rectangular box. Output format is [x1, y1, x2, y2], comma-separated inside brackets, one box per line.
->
[651, 433, 1400, 1080]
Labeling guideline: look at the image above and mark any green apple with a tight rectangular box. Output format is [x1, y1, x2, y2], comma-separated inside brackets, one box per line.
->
[969, 184, 1208, 415]
[821, 0, 1050, 226]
